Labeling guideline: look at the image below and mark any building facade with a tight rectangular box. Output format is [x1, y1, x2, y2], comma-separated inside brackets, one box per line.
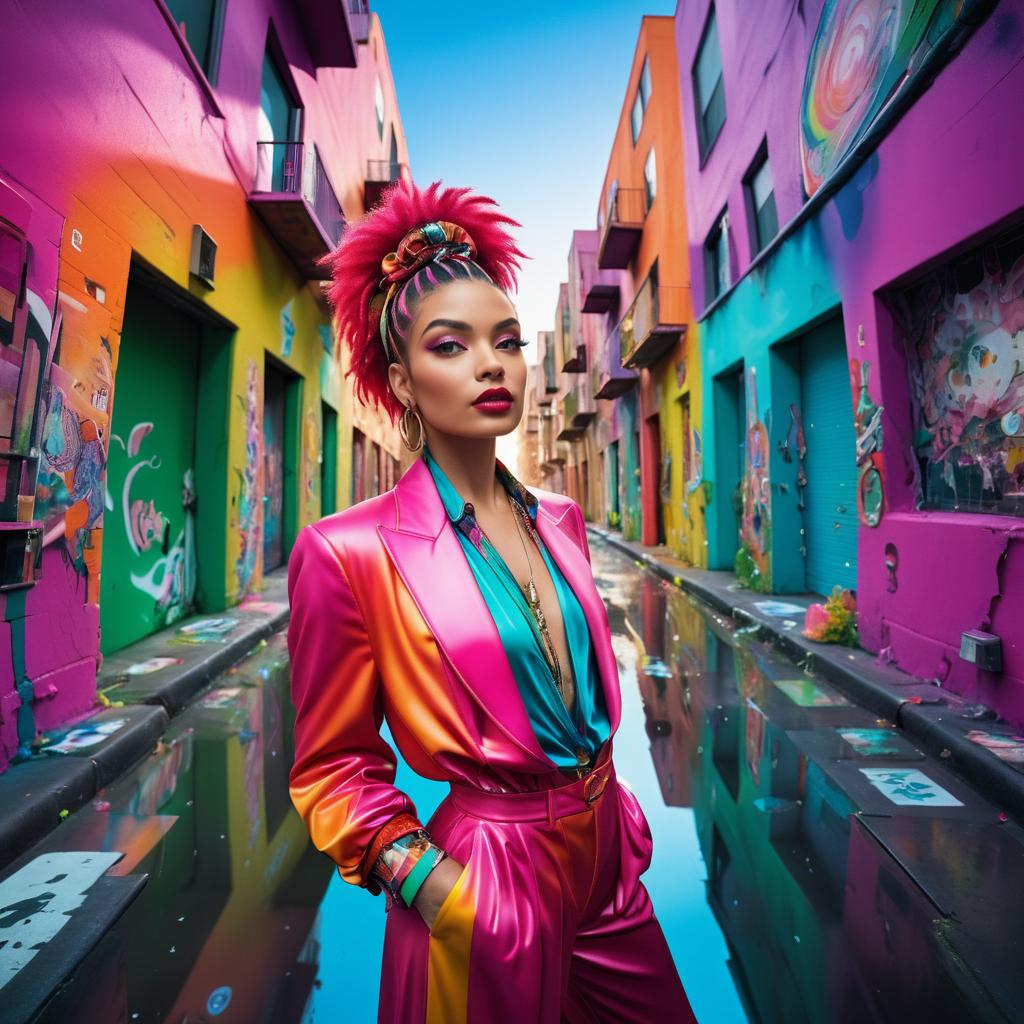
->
[591, 14, 704, 559]
[0, 1, 409, 771]
[676, 0, 1022, 722]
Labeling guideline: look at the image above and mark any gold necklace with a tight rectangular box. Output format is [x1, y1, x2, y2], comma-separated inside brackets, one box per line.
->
[506, 492, 566, 699]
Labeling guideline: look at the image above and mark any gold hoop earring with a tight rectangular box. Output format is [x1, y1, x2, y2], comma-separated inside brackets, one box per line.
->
[399, 401, 424, 453]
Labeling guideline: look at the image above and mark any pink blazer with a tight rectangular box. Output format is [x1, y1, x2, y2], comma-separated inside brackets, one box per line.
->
[287, 455, 622, 888]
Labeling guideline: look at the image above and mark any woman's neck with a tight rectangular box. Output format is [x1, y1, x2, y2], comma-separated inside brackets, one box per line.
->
[423, 435, 505, 515]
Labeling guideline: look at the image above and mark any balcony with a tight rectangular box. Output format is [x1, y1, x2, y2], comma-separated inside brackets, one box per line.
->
[594, 324, 638, 399]
[249, 142, 345, 280]
[561, 343, 586, 373]
[597, 188, 647, 270]
[296, 0, 358, 67]
[365, 159, 411, 211]
[580, 252, 620, 313]
[620, 281, 689, 369]
[348, 0, 370, 44]
[556, 389, 593, 441]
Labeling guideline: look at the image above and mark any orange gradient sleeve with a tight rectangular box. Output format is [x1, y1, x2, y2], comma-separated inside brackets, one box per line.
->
[287, 523, 423, 891]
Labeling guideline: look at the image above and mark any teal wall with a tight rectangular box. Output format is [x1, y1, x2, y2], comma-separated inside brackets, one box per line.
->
[700, 215, 841, 590]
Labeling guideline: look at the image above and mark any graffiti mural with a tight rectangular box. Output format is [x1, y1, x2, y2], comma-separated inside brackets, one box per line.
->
[851, 358, 885, 525]
[736, 366, 771, 591]
[800, 0, 978, 197]
[302, 406, 320, 523]
[894, 233, 1024, 515]
[234, 361, 262, 598]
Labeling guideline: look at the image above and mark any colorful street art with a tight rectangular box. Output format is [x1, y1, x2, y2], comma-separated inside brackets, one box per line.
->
[736, 366, 771, 590]
[851, 358, 885, 525]
[303, 406, 320, 523]
[800, 0, 977, 197]
[895, 236, 1024, 515]
[234, 361, 262, 598]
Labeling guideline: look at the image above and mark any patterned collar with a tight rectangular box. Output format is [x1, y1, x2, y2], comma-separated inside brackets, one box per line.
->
[422, 444, 539, 553]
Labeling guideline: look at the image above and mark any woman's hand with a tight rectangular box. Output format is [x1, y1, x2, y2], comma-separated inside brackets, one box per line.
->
[412, 856, 465, 930]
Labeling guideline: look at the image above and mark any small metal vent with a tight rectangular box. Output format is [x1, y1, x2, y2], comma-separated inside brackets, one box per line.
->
[190, 224, 217, 288]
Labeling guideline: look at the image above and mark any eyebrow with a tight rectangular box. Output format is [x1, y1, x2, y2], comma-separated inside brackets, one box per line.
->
[422, 317, 520, 334]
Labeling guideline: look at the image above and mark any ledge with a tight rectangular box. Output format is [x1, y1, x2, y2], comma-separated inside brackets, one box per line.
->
[587, 524, 1024, 824]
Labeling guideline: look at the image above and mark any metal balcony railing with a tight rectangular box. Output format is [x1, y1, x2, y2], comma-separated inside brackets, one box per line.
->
[594, 324, 637, 399]
[348, 0, 370, 43]
[579, 249, 620, 313]
[620, 280, 689, 369]
[597, 188, 647, 270]
[248, 142, 345, 279]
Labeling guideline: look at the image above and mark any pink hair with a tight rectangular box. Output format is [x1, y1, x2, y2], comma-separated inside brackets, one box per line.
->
[320, 179, 527, 425]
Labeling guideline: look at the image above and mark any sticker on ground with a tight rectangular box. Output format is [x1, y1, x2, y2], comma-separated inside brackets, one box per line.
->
[48, 718, 129, 754]
[838, 728, 905, 757]
[773, 678, 851, 707]
[753, 600, 807, 617]
[859, 768, 963, 807]
[0, 851, 122, 990]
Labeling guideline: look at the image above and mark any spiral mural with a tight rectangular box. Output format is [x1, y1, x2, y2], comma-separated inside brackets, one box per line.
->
[800, 0, 971, 197]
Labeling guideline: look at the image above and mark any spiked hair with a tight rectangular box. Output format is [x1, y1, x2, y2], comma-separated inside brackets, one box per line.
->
[320, 179, 526, 424]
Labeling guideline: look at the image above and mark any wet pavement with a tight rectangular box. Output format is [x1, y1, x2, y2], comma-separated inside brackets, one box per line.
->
[7, 536, 1024, 1023]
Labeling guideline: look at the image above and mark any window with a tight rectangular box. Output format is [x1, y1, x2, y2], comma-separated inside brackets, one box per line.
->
[704, 210, 731, 306]
[258, 44, 302, 192]
[644, 147, 657, 207]
[374, 76, 385, 141]
[166, 0, 226, 81]
[631, 92, 644, 144]
[693, 8, 726, 159]
[745, 145, 778, 254]
[639, 58, 652, 108]
[892, 222, 1024, 517]
[630, 56, 653, 145]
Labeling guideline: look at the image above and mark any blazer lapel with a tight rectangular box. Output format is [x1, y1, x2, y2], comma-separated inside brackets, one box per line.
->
[532, 501, 623, 735]
[377, 457, 554, 769]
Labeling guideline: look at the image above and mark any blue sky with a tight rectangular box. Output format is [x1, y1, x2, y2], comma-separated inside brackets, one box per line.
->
[377, 1, 675, 363]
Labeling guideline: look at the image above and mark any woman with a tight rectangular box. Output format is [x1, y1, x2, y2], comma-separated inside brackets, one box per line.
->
[287, 180, 696, 1023]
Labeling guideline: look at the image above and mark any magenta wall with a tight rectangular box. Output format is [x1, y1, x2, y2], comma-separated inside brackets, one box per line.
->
[0, 1, 405, 769]
[675, 0, 1024, 724]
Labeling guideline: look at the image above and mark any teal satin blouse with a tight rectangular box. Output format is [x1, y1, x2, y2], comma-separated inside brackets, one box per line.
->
[421, 445, 610, 769]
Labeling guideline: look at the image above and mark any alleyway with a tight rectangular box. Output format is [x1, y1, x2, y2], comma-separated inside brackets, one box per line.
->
[8, 534, 1022, 1023]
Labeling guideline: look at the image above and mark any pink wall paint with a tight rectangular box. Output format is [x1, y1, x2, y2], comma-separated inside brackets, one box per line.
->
[0, 1, 406, 769]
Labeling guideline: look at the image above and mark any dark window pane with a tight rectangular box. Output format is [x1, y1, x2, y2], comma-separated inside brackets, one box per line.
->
[701, 76, 726, 155]
[166, 0, 217, 74]
[755, 191, 778, 249]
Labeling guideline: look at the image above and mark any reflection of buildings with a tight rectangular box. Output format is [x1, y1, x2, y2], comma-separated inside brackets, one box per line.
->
[692, 624, 1022, 1024]
[630, 579, 711, 808]
[33, 635, 334, 1023]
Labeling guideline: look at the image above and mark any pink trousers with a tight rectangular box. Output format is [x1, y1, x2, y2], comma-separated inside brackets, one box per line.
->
[378, 745, 698, 1023]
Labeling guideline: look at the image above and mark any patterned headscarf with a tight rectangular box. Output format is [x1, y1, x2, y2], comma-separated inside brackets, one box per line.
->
[374, 220, 494, 361]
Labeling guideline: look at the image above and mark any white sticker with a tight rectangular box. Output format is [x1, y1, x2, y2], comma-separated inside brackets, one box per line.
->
[0, 851, 122, 989]
[859, 768, 963, 807]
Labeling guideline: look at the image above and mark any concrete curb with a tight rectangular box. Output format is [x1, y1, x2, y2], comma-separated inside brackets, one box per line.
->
[588, 525, 1024, 823]
[0, 570, 290, 873]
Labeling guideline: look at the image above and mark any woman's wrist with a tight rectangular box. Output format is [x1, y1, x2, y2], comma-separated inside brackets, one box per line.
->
[369, 827, 447, 910]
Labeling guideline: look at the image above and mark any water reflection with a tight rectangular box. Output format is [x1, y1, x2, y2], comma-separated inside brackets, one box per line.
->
[30, 633, 335, 1024]
[18, 539, 1024, 1024]
[613, 558, 1024, 1024]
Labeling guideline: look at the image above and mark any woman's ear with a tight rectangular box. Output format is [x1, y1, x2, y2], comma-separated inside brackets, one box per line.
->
[388, 361, 413, 408]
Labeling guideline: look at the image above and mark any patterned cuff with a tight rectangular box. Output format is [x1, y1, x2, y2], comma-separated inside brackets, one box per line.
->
[362, 813, 422, 884]
[369, 827, 447, 910]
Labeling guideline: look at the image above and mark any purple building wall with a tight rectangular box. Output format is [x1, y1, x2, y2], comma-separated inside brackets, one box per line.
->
[676, 0, 1024, 724]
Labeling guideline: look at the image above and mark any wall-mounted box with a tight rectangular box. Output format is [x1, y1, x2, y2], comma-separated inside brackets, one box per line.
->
[0, 521, 42, 590]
